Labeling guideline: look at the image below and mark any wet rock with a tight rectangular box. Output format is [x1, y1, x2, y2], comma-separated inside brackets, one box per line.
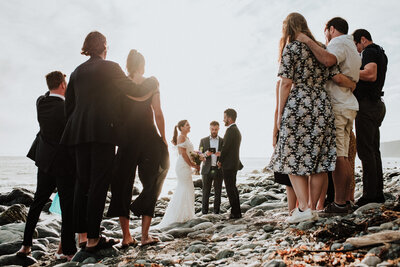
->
[0, 254, 37, 266]
[0, 188, 35, 206]
[215, 249, 234, 260]
[0, 240, 22, 256]
[354, 203, 384, 215]
[0, 204, 28, 225]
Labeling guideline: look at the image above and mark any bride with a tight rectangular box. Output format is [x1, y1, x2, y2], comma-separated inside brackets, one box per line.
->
[155, 120, 199, 228]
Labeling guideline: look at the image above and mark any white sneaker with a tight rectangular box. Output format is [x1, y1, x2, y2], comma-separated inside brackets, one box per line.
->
[286, 208, 315, 224]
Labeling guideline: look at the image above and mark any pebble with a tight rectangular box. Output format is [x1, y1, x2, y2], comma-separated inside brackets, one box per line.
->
[361, 255, 382, 266]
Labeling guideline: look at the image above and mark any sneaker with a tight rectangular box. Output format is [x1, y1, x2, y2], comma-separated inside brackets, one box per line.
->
[286, 208, 315, 224]
[322, 202, 350, 215]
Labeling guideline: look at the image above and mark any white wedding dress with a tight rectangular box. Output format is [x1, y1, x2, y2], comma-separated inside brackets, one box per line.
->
[155, 137, 195, 228]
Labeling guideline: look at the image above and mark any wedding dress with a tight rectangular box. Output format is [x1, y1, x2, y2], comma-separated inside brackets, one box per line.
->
[155, 137, 195, 228]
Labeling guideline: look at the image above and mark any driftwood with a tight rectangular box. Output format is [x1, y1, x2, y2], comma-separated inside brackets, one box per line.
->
[346, 230, 400, 248]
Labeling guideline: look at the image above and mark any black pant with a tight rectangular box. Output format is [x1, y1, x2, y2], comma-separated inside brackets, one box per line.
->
[23, 169, 76, 255]
[202, 168, 223, 214]
[355, 98, 386, 201]
[222, 169, 241, 216]
[73, 143, 115, 238]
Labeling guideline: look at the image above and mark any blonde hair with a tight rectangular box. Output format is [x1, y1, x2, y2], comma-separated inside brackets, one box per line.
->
[279, 13, 320, 61]
[126, 49, 145, 77]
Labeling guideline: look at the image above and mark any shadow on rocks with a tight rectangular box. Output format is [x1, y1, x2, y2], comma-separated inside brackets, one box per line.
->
[0, 254, 37, 266]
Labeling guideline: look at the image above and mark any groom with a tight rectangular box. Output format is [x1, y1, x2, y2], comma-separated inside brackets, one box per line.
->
[199, 121, 224, 214]
[218, 109, 243, 219]
[61, 31, 158, 252]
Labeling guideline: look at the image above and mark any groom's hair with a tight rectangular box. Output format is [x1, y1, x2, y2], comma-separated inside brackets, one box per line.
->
[224, 108, 237, 122]
[45, 71, 66, 90]
[81, 31, 107, 56]
[210, 121, 219, 127]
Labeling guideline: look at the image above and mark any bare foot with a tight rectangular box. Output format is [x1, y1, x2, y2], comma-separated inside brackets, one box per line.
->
[141, 236, 160, 246]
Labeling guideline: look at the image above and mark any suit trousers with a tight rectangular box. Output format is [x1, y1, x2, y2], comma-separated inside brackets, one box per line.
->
[222, 169, 241, 216]
[201, 168, 223, 214]
[355, 99, 386, 201]
[23, 169, 76, 255]
[73, 143, 115, 238]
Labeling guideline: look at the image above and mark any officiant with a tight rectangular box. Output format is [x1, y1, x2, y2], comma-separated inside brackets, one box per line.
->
[199, 121, 223, 214]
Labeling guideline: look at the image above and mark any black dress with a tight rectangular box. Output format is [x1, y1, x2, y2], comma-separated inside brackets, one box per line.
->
[107, 93, 169, 218]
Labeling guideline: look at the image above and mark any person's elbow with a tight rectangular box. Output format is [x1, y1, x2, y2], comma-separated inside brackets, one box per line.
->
[323, 55, 337, 67]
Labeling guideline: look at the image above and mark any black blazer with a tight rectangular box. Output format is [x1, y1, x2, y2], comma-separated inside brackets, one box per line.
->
[219, 124, 243, 171]
[61, 55, 158, 146]
[199, 136, 223, 175]
[27, 93, 73, 176]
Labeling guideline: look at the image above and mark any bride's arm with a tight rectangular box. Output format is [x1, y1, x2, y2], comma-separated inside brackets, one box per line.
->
[126, 90, 154, 102]
[151, 93, 167, 146]
[177, 136, 196, 168]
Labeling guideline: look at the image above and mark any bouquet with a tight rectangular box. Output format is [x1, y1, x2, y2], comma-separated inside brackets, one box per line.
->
[190, 151, 205, 175]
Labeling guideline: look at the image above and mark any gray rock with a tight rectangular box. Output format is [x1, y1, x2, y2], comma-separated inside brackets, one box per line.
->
[215, 249, 234, 260]
[248, 202, 286, 212]
[379, 222, 394, 230]
[263, 224, 275, 233]
[160, 258, 175, 266]
[0, 204, 28, 225]
[376, 261, 394, 267]
[167, 228, 195, 238]
[343, 243, 355, 250]
[297, 221, 314, 230]
[0, 230, 23, 244]
[263, 259, 286, 267]
[193, 179, 203, 188]
[219, 224, 247, 235]
[82, 257, 98, 264]
[82, 264, 108, 267]
[32, 243, 47, 252]
[248, 261, 262, 267]
[184, 217, 209, 227]
[193, 222, 214, 231]
[368, 245, 386, 256]
[36, 224, 59, 238]
[32, 250, 46, 260]
[36, 238, 50, 247]
[361, 255, 381, 266]
[159, 233, 174, 242]
[0, 240, 22, 256]
[354, 203, 384, 215]
[250, 196, 268, 207]
[0, 188, 35, 206]
[0, 254, 37, 266]
[101, 219, 119, 230]
[187, 244, 210, 253]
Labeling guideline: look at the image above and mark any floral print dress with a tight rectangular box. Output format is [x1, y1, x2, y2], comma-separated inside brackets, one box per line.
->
[269, 41, 339, 176]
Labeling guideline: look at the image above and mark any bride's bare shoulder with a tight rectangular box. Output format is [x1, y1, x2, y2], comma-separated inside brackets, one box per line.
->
[177, 135, 186, 145]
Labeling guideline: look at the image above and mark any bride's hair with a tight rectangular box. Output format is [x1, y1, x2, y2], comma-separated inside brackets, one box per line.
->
[172, 120, 188, 145]
[126, 49, 145, 77]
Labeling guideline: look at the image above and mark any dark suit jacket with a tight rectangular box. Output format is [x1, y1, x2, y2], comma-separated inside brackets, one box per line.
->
[219, 124, 243, 171]
[199, 136, 223, 175]
[61, 55, 158, 146]
[27, 92, 73, 176]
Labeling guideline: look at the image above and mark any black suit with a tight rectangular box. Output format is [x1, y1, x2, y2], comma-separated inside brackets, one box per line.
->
[24, 92, 76, 255]
[199, 136, 223, 214]
[61, 55, 157, 238]
[219, 124, 243, 217]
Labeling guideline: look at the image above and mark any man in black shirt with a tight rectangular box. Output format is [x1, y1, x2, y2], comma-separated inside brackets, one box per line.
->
[352, 29, 388, 206]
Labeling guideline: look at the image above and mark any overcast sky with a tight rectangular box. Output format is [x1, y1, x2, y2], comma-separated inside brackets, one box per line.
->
[0, 0, 399, 157]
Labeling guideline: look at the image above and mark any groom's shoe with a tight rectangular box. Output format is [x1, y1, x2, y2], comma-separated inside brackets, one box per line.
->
[229, 213, 242, 219]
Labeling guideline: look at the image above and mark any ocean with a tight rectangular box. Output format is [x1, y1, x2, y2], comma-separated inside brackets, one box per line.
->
[1, 156, 399, 197]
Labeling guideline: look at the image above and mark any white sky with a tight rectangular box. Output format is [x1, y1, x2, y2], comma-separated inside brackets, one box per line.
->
[0, 0, 399, 157]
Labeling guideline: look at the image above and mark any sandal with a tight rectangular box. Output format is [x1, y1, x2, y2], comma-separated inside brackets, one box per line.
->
[85, 236, 119, 253]
[16, 250, 31, 258]
[139, 237, 160, 248]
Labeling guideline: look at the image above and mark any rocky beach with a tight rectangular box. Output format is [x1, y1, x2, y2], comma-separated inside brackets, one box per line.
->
[0, 164, 400, 267]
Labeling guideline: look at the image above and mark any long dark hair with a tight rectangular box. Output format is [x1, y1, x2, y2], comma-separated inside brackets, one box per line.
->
[172, 120, 188, 145]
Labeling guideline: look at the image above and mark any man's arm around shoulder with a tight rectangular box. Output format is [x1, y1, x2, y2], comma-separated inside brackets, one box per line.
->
[296, 33, 337, 67]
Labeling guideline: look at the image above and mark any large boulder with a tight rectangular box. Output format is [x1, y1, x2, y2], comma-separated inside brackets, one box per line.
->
[0, 254, 37, 266]
[0, 188, 35, 206]
[0, 240, 22, 256]
[0, 204, 28, 226]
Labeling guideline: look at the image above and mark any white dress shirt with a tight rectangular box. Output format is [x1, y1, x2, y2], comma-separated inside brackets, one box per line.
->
[209, 136, 219, 166]
[49, 93, 65, 101]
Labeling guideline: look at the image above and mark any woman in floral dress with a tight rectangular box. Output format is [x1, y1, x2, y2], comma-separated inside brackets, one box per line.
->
[269, 13, 355, 223]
